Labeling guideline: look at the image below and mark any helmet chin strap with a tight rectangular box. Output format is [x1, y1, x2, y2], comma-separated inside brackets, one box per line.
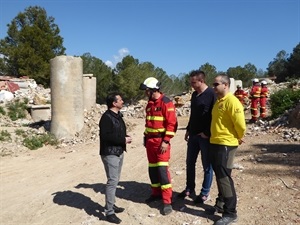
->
[148, 89, 154, 100]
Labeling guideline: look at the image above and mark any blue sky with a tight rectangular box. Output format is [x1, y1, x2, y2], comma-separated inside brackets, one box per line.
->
[0, 0, 299, 76]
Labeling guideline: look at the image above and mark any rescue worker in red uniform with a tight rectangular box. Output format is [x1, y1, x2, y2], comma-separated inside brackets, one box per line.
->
[139, 77, 177, 216]
[250, 78, 261, 123]
[260, 80, 269, 118]
[234, 85, 248, 105]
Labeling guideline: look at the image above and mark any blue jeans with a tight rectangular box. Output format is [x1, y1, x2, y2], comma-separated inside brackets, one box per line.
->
[101, 153, 124, 216]
[186, 135, 213, 196]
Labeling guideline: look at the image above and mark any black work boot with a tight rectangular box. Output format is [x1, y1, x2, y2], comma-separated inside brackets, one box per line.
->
[113, 204, 125, 213]
[162, 204, 172, 215]
[214, 215, 238, 225]
[106, 214, 122, 224]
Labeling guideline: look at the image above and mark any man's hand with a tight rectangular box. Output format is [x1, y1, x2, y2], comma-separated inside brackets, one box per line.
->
[160, 141, 169, 153]
[198, 132, 209, 139]
[238, 139, 245, 145]
[184, 131, 189, 142]
[126, 136, 132, 144]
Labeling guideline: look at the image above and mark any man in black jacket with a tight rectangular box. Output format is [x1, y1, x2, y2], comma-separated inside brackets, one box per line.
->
[178, 70, 216, 204]
[99, 93, 132, 224]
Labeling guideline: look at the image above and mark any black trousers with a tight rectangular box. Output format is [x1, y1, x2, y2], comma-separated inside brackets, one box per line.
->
[209, 144, 238, 218]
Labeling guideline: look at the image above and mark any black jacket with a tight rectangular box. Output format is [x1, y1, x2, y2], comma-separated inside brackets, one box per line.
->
[186, 87, 216, 137]
[99, 109, 127, 156]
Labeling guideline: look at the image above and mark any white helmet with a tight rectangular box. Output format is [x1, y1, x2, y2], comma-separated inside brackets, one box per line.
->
[252, 78, 259, 83]
[261, 80, 267, 85]
[139, 77, 161, 90]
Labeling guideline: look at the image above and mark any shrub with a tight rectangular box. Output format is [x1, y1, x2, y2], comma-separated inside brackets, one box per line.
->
[23, 136, 43, 150]
[0, 130, 12, 141]
[39, 133, 59, 146]
[270, 88, 300, 118]
[0, 106, 6, 115]
[22, 133, 58, 150]
[6, 99, 28, 121]
[15, 129, 27, 137]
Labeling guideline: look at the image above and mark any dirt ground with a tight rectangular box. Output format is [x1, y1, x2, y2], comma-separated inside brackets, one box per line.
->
[1, 115, 300, 225]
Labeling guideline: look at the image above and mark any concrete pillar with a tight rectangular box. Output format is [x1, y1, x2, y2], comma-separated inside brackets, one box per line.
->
[229, 78, 235, 93]
[50, 56, 84, 139]
[235, 80, 243, 90]
[83, 74, 96, 110]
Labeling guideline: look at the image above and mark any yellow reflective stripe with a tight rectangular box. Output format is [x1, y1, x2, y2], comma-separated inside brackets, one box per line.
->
[149, 162, 169, 167]
[167, 108, 175, 111]
[165, 131, 175, 136]
[151, 183, 161, 188]
[145, 127, 166, 133]
[161, 184, 172, 190]
[149, 162, 158, 167]
[146, 116, 165, 121]
[157, 161, 169, 166]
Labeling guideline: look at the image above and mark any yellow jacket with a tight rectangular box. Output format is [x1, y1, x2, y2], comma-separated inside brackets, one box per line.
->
[210, 93, 246, 146]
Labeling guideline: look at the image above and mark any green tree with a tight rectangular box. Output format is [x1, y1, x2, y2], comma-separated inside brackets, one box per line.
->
[267, 50, 289, 83]
[114, 56, 148, 103]
[256, 68, 268, 78]
[168, 73, 189, 95]
[0, 6, 65, 86]
[199, 63, 218, 86]
[114, 55, 139, 73]
[114, 55, 181, 103]
[81, 53, 113, 104]
[226, 63, 256, 87]
[287, 43, 300, 79]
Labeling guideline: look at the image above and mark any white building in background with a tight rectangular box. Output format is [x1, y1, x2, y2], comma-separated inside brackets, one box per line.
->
[229, 78, 243, 93]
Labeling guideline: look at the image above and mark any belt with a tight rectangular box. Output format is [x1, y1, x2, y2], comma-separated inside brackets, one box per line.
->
[146, 134, 164, 138]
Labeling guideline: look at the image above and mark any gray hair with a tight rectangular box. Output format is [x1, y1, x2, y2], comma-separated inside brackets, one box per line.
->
[217, 74, 231, 87]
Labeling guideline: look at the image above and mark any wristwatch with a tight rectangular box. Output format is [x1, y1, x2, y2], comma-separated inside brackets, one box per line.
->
[162, 140, 169, 144]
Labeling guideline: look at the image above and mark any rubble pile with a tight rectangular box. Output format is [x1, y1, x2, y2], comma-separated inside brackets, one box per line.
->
[247, 102, 300, 142]
[0, 79, 299, 151]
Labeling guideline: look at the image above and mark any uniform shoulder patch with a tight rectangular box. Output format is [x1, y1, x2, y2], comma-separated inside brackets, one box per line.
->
[162, 96, 171, 103]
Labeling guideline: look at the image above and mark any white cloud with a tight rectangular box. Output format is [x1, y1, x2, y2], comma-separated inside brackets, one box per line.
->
[105, 60, 113, 68]
[105, 48, 130, 69]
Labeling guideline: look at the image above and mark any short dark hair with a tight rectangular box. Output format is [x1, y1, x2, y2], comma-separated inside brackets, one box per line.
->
[189, 70, 206, 81]
[106, 92, 120, 108]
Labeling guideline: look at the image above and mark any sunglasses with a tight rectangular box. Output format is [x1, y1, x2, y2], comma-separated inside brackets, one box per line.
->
[212, 82, 222, 87]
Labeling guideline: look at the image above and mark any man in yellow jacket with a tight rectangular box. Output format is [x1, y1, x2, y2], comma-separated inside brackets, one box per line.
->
[209, 74, 246, 225]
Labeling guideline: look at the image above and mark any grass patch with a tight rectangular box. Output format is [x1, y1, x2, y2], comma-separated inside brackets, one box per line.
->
[0, 130, 12, 141]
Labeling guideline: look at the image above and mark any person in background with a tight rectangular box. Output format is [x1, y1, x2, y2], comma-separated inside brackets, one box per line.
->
[234, 85, 248, 107]
[177, 70, 216, 205]
[260, 80, 269, 119]
[249, 78, 261, 123]
[209, 74, 246, 225]
[139, 77, 177, 216]
[99, 93, 132, 224]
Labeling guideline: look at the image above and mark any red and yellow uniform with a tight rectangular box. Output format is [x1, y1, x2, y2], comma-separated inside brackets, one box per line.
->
[144, 93, 177, 204]
[260, 85, 269, 118]
[250, 84, 261, 121]
[234, 89, 248, 105]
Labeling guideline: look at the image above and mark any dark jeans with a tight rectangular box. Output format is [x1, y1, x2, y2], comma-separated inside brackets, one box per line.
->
[209, 144, 237, 218]
[186, 135, 213, 196]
